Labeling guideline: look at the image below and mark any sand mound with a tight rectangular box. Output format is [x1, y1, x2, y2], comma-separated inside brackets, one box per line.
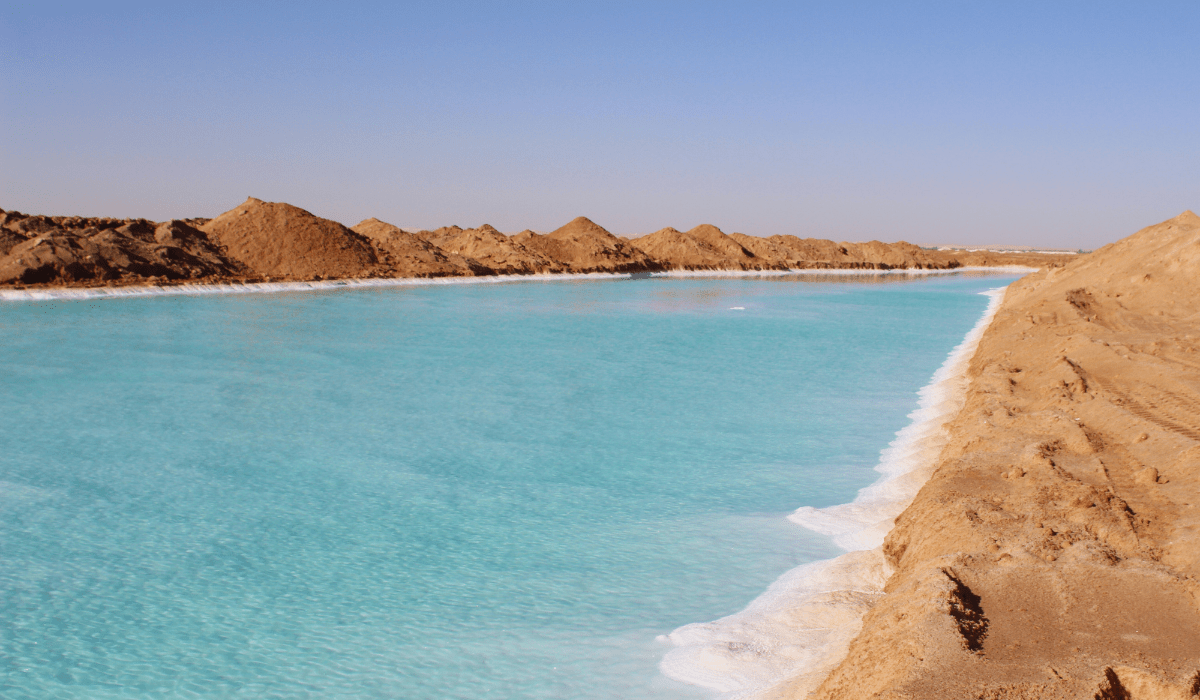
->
[728, 234, 957, 270]
[351, 218, 490, 277]
[0, 201, 1072, 289]
[0, 210, 245, 285]
[513, 217, 662, 273]
[201, 198, 378, 280]
[793, 211, 1200, 698]
[630, 224, 778, 271]
[425, 224, 561, 275]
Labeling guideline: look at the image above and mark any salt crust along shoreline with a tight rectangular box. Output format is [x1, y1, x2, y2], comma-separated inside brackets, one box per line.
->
[659, 286, 1008, 699]
[0, 266, 1034, 302]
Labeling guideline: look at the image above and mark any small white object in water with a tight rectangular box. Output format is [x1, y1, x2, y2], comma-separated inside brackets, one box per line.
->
[730, 306, 745, 310]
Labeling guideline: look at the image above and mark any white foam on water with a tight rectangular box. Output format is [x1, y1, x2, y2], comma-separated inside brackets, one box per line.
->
[659, 286, 1008, 698]
[0, 267, 1033, 302]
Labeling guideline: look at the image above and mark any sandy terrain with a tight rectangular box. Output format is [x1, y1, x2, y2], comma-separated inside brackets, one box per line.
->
[632, 224, 778, 271]
[768, 211, 1200, 698]
[201, 198, 380, 280]
[351, 218, 490, 278]
[423, 224, 564, 275]
[512, 216, 661, 274]
[0, 199, 1068, 288]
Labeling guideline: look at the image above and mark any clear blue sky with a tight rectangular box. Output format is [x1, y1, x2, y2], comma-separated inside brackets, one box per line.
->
[3, 1, 1197, 248]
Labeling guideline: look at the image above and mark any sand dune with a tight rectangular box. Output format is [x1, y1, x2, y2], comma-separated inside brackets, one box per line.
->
[513, 216, 661, 274]
[351, 218, 490, 278]
[767, 212, 1200, 698]
[631, 224, 779, 271]
[0, 199, 1070, 289]
[0, 211, 244, 284]
[423, 223, 562, 275]
[201, 198, 379, 280]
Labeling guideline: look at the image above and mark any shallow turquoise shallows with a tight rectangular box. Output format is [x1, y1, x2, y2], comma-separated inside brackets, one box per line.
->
[0, 273, 1017, 699]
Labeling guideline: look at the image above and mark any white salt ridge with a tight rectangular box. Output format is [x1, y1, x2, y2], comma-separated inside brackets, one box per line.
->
[0, 267, 1033, 302]
[660, 286, 1008, 699]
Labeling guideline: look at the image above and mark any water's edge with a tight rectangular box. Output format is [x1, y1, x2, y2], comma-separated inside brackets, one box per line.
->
[658, 285, 1009, 698]
[0, 267, 1035, 302]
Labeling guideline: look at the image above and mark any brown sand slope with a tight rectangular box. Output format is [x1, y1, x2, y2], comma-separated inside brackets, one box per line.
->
[794, 212, 1200, 699]
[930, 249, 1083, 269]
[0, 201, 1072, 289]
[201, 198, 379, 280]
[630, 224, 781, 270]
[0, 209, 245, 284]
[730, 234, 958, 270]
[424, 224, 562, 275]
[351, 218, 490, 277]
[512, 217, 662, 273]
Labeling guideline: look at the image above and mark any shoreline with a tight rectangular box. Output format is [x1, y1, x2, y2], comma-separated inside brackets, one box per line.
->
[659, 286, 1009, 697]
[0, 266, 1036, 303]
[804, 211, 1200, 697]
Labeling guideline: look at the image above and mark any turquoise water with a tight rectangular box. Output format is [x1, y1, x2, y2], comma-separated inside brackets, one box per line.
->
[0, 273, 1016, 699]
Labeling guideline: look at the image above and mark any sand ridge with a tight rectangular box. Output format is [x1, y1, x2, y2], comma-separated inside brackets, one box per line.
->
[766, 211, 1200, 699]
[511, 216, 661, 274]
[0, 211, 245, 284]
[423, 223, 564, 275]
[0, 199, 1071, 289]
[350, 218, 491, 278]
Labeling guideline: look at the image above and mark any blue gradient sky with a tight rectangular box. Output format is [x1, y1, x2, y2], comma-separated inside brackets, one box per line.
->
[3, 2, 1197, 248]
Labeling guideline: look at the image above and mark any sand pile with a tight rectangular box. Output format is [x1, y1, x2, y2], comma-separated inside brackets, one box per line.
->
[936, 248, 1084, 269]
[0, 200, 1073, 290]
[201, 198, 379, 280]
[782, 212, 1200, 698]
[513, 217, 662, 274]
[728, 234, 956, 270]
[351, 218, 490, 278]
[0, 209, 244, 285]
[424, 224, 562, 275]
[629, 224, 780, 271]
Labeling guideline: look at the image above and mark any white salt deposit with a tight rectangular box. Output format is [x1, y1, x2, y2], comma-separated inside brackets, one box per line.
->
[0, 268, 1032, 302]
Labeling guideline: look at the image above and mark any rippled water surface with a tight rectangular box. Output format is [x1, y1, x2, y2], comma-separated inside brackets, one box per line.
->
[0, 273, 1017, 699]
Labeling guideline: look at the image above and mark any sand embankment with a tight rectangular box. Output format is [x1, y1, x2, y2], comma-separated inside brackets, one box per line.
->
[768, 211, 1200, 698]
[0, 198, 1068, 289]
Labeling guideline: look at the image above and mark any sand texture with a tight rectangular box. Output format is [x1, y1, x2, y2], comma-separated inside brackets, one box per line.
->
[423, 224, 564, 275]
[727, 234, 959, 271]
[0, 198, 1070, 290]
[775, 211, 1200, 699]
[631, 224, 780, 271]
[350, 218, 491, 278]
[0, 211, 248, 285]
[201, 198, 380, 280]
[512, 216, 662, 274]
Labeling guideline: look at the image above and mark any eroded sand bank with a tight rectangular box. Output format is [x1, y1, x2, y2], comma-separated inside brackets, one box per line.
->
[767, 211, 1200, 698]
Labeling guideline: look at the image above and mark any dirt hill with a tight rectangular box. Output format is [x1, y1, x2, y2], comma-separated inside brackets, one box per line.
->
[0, 209, 245, 285]
[728, 234, 956, 270]
[629, 224, 780, 270]
[351, 218, 490, 277]
[0, 201, 1079, 289]
[424, 224, 562, 275]
[512, 217, 662, 274]
[201, 198, 379, 280]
